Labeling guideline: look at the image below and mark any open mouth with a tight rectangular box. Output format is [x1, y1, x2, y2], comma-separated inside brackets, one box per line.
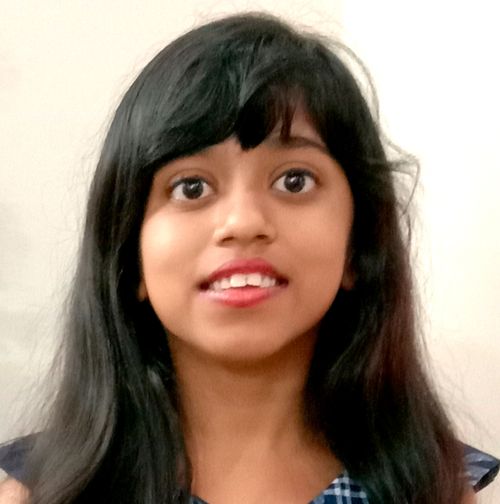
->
[200, 273, 288, 292]
[198, 258, 289, 307]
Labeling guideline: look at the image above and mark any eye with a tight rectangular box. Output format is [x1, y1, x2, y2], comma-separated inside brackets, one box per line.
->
[272, 169, 317, 194]
[170, 177, 214, 201]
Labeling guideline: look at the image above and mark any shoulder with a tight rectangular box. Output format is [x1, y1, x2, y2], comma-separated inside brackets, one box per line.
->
[0, 435, 37, 489]
[0, 478, 29, 504]
[0, 435, 35, 503]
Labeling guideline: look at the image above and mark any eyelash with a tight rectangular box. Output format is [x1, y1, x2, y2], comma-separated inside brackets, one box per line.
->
[170, 177, 214, 201]
[272, 169, 317, 194]
[169, 168, 317, 201]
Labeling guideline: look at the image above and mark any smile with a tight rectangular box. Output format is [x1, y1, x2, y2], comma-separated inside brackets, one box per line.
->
[199, 258, 288, 307]
[209, 273, 278, 291]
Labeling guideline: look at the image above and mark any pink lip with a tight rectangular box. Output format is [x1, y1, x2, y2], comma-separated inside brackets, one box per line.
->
[199, 258, 288, 308]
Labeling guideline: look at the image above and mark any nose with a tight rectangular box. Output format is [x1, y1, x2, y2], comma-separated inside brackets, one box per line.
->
[213, 188, 277, 246]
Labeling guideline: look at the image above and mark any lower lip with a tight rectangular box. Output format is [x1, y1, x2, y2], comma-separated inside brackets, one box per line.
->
[200, 285, 286, 308]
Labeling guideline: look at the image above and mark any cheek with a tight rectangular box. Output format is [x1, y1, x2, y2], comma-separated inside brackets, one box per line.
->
[287, 198, 352, 267]
[139, 219, 199, 337]
[141, 226, 181, 282]
[286, 200, 353, 304]
[139, 213, 206, 299]
[292, 243, 350, 338]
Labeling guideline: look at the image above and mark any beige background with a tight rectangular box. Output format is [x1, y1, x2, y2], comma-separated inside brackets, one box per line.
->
[1, 1, 498, 501]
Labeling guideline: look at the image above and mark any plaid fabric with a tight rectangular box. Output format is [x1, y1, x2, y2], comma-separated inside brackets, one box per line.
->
[464, 443, 500, 491]
[0, 433, 35, 482]
[1, 435, 498, 502]
[190, 472, 369, 504]
[311, 472, 369, 503]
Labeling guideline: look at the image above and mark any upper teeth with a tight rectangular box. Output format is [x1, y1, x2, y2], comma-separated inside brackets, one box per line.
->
[210, 273, 277, 291]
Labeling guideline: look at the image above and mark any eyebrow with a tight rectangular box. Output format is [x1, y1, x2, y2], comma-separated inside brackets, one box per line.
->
[265, 135, 330, 155]
[185, 134, 331, 161]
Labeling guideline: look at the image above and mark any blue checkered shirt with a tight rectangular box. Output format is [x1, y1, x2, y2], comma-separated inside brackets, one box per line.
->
[190, 471, 368, 503]
[1, 436, 498, 502]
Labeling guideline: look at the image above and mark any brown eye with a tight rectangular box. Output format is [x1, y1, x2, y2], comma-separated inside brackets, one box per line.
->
[170, 177, 213, 201]
[272, 169, 316, 194]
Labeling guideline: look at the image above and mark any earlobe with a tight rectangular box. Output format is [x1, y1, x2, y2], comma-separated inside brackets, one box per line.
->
[341, 241, 355, 290]
[341, 251, 355, 290]
[341, 268, 355, 290]
[138, 280, 148, 301]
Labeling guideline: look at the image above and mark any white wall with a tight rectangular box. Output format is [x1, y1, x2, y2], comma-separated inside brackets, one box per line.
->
[1, 0, 498, 500]
[342, 1, 500, 501]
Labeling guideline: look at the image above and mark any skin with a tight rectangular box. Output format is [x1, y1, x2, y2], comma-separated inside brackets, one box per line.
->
[0, 113, 478, 504]
[0, 478, 479, 504]
[139, 110, 354, 365]
[139, 110, 354, 502]
[138, 111, 479, 503]
[0, 479, 29, 504]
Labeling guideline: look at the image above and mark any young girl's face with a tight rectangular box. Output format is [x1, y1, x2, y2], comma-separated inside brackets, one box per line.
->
[139, 109, 354, 364]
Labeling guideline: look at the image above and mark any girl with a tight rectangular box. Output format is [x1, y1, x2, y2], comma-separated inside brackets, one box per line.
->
[0, 12, 497, 504]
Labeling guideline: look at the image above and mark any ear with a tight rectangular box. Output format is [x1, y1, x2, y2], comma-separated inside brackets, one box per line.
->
[341, 267, 355, 290]
[340, 250, 355, 290]
[138, 280, 148, 301]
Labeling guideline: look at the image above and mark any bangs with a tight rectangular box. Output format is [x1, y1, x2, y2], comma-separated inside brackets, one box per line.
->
[122, 22, 363, 173]
[236, 81, 311, 149]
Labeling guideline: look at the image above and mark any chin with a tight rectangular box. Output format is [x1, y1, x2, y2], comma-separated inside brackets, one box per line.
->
[209, 337, 284, 363]
[174, 327, 316, 369]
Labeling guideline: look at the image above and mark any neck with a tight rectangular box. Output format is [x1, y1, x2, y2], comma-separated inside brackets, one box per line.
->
[173, 332, 315, 446]
[169, 332, 341, 503]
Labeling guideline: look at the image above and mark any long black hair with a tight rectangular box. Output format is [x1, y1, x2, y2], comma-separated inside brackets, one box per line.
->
[25, 12, 467, 503]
